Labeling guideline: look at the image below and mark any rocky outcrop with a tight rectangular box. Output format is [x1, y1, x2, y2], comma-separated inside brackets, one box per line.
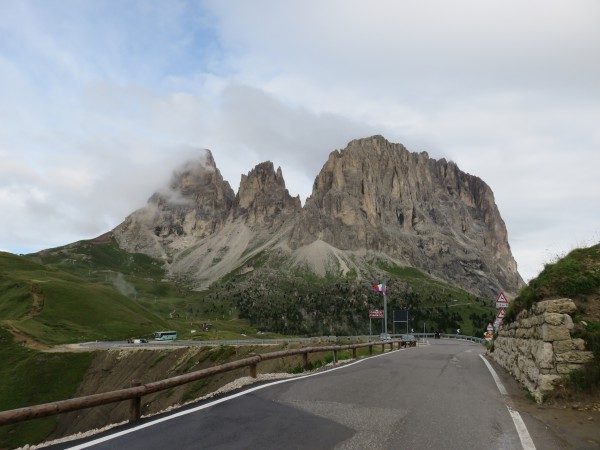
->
[492, 298, 594, 402]
[235, 162, 301, 227]
[290, 136, 523, 297]
[114, 150, 235, 259]
[112, 136, 523, 296]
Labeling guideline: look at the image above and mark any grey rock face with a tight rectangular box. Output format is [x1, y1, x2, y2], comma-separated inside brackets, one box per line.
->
[114, 150, 235, 258]
[235, 161, 301, 227]
[289, 136, 523, 296]
[113, 136, 523, 297]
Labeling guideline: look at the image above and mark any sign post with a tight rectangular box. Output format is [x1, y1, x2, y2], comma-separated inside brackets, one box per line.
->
[368, 309, 384, 336]
[493, 291, 509, 331]
[393, 310, 409, 334]
[495, 291, 509, 309]
[371, 282, 388, 337]
[383, 289, 388, 335]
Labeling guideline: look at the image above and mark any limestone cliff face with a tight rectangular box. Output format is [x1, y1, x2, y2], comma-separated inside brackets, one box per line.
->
[235, 162, 301, 226]
[112, 136, 523, 296]
[289, 135, 523, 296]
[114, 150, 236, 258]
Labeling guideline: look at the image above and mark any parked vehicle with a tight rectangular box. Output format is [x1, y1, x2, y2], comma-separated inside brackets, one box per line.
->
[154, 331, 177, 341]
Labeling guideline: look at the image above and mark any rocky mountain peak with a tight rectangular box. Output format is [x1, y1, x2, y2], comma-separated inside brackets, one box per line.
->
[291, 135, 523, 297]
[114, 150, 235, 258]
[112, 136, 522, 297]
[236, 161, 301, 226]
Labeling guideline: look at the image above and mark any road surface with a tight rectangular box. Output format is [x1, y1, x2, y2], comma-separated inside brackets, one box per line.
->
[60, 340, 565, 450]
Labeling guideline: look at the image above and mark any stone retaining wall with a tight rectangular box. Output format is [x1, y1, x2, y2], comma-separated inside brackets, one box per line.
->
[492, 298, 593, 402]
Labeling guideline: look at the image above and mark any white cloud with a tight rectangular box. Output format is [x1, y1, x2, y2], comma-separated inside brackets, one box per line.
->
[0, 0, 598, 283]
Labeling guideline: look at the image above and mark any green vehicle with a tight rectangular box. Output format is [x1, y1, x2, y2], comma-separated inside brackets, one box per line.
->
[154, 331, 177, 341]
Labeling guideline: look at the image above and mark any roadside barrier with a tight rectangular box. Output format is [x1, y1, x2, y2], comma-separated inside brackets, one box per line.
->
[407, 333, 487, 344]
[0, 338, 412, 426]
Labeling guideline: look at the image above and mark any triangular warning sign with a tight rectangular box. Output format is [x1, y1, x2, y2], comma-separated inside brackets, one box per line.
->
[495, 291, 509, 309]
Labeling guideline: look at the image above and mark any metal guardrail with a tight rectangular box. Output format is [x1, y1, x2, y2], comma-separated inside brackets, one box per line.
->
[0, 339, 412, 427]
[80, 334, 486, 349]
[79, 335, 378, 349]
[404, 333, 487, 344]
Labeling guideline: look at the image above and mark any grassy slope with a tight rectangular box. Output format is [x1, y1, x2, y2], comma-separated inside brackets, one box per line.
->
[0, 251, 169, 344]
[0, 328, 94, 448]
[30, 238, 266, 341]
[505, 244, 600, 396]
[505, 244, 600, 322]
[24, 236, 498, 339]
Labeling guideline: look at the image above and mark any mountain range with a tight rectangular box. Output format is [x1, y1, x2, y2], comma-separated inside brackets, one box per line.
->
[112, 135, 523, 299]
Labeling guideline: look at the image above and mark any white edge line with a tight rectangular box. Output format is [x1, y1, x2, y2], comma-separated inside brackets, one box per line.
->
[478, 354, 536, 450]
[507, 406, 537, 450]
[67, 347, 410, 449]
[478, 354, 508, 395]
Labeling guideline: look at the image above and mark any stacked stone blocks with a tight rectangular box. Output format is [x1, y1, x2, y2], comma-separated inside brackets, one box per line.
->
[492, 298, 593, 402]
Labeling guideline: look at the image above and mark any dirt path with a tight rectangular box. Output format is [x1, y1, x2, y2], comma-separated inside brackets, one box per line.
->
[1, 320, 51, 351]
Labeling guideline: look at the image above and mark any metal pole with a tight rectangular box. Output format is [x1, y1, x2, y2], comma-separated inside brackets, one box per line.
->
[406, 310, 409, 334]
[383, 291, 388, 335]
[369, 318, 372, 336]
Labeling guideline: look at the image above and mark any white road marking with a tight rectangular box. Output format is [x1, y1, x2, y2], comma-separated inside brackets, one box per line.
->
[507, 406, 537, 450]
[479, 354, 508, 395]
[67, 347, 410, 449]
[479, 354, 536, 450]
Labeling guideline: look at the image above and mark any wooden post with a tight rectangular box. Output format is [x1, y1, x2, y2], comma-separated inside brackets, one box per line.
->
[381, 344, 385, 353]
[352, 348, 357, 359]
[129, 380, 141, 423]
[369, 344, 373, 355]
[303, 352, 309, 370]
[250, 363, 257, 378]
[333, 350, 337, 363]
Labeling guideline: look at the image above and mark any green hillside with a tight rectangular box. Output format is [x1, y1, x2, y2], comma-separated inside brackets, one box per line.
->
[0, 328, 94, 448]
[25, 236, 496, 339]
[0, 251, 169, 344]
[208, 252, 496, 337]
[505, 244, 600, 322]
[29, 237, 265, 341]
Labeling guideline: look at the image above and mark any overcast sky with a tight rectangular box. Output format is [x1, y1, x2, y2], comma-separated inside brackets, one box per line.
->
[1, 0, 599, 281]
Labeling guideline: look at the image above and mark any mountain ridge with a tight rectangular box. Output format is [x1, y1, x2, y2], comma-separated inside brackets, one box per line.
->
[111, 135, 524, 298]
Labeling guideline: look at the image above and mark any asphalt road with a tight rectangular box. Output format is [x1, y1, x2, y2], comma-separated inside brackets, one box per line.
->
[64, 340, 565, 450]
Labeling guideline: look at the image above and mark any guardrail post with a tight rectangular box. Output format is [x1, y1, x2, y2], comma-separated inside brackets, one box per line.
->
[352, 347, 357, 359]
[129, 380, 142, 423]
[381, 343, 385, 353]
[303, 352, 309, 370]
[369, 344, 373, 355]
[333, 350, 337, 363]
[389, 342, 393, 351]
[250, 363, 257, 378]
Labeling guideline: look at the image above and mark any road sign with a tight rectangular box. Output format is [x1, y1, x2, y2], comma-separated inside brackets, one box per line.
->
[496, 309, 506, 319]
[487, 323, 494, 332]
[393, 309, 408, 321]
[496, 291, 509, 309]
[369, 309, 384, 319]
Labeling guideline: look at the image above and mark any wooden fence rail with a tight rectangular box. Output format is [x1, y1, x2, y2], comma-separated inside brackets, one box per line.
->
[0, 338, 412, 426]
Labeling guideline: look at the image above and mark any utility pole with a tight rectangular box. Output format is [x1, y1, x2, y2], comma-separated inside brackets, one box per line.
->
[383, 286, 388, 335]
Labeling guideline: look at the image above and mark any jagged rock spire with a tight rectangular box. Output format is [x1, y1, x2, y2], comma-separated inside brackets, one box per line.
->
[236, 161, 301, 226]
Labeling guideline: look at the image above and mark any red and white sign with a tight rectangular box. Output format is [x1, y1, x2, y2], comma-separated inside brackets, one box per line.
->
[487, 323, 494, 332]
[369, 309, 384, 319]
[496, 309, 506, 319]
[496, 291, 509, 309]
